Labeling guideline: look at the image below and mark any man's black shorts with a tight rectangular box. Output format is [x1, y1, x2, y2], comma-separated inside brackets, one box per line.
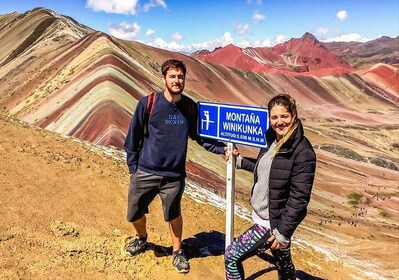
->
[127, 169, 185, 222]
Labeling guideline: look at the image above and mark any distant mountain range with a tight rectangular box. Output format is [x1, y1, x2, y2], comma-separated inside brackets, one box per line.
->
[0, 7, 397, 148]
[192, 32, 399, 74]
[324, 36, 399, 67]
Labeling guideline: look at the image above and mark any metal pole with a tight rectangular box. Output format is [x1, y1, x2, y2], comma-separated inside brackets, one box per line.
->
[225, 142, 236, 249]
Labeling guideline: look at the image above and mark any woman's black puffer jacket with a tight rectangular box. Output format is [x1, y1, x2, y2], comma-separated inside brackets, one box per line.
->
[239, 120, 316, 240]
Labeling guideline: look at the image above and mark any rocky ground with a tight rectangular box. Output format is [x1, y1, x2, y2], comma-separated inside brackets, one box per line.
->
[0, 116, 396, 280]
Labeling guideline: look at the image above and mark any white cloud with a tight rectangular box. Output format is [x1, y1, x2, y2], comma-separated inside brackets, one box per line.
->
[235, 38, 271, 48]
[253, 11, 266, 23]
[86, 0, 139, 15]
[149, 32, 235, 53]
[171, 32, 183, 41]
[152, 38, 169, 49]
[167, 41, 183, 51]
[147, 31, 277, 53]
[236, 41, 252, 48]
[146, 29, 155, 37]
[146, 32, 283, 53]
[275, 34, 287, 44]
[222, 32, 235, 44]
[256, 39, 272, 47]
[86, 0, 166, 14]
[143, 0, 167, 12]
[323, 33, 370, 42]
[152, 38, 183, 51]
[191, 32, 234, 50]
[336, 10, 348, 21]
[235, 23, 250, 35]
[150, 38, 187, 52]
[109, 22, 141, 40]
[316, 27, 328, 39]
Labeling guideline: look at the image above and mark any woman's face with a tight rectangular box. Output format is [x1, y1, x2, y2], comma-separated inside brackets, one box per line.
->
[269, 105, 293, 140]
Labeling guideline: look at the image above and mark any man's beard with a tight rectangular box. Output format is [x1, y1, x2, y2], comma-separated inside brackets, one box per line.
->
[167, 83, 184, 95]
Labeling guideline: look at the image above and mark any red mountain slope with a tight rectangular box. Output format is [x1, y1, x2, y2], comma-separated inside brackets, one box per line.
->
[193, 44, 273, 72]
[193, 33, 354, 76]
[357, 63, 399, 98]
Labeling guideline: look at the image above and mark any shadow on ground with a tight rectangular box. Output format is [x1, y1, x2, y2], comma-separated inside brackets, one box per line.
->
[143, 231, 324, 280]
[143, 230, 225, 258]
[183, 230, 226, 258]
[295, 270, 325, 280]
[246, 253, 324, 280]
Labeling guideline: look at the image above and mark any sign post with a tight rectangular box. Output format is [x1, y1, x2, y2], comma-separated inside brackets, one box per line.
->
[197, 101, 268, 248]
[225, 142, 236, 248]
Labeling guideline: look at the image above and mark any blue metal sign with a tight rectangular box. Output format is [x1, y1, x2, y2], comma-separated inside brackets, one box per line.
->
[198, 101, 269, 148]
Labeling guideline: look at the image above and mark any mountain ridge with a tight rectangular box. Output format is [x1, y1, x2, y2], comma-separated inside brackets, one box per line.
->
[192, 33, 399, 73]
[192, 32, 356, 75]
[324, 35, 399, 67]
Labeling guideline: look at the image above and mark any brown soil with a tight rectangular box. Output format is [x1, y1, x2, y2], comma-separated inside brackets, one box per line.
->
[0, 116, 373, 279]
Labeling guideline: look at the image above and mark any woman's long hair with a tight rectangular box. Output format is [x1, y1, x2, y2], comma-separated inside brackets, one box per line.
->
[268, 94, 298, 156]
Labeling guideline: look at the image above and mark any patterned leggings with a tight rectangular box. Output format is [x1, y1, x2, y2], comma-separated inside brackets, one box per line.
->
[224, 224, 296, 280]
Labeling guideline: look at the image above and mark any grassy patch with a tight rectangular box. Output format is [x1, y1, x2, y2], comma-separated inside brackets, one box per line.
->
[379, 211, 391, 218]
[347, 192, 363, 206]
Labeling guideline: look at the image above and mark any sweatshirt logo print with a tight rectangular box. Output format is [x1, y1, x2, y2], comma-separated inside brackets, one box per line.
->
[165, 114, 185, 125]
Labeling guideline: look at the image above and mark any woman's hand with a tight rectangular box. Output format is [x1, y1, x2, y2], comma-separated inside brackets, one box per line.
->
[267, 234, 287, 250]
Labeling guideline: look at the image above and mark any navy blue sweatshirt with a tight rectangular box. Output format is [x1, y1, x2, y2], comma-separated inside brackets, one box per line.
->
[124, 92, 225, 177]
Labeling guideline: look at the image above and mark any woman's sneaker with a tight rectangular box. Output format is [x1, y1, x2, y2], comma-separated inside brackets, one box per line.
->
[172, 249, 190, 273]
[126, 234, 147, 256]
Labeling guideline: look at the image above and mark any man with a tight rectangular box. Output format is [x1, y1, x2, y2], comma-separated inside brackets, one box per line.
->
[124, 59, 226, 273]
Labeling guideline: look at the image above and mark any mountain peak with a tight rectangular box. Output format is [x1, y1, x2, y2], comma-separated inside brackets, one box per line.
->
[29, 7, 57, 15]
[223, 43, 238, 49]
[301, 32, 319, 42]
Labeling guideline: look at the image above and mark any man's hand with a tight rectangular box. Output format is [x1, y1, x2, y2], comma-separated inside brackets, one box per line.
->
[224, 146, 239, 161]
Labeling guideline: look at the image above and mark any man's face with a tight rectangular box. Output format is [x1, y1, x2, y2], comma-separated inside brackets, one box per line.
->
[163, 67, 185, 95]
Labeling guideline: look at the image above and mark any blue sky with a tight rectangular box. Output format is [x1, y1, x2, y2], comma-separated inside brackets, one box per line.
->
[1, 0, 398, 52]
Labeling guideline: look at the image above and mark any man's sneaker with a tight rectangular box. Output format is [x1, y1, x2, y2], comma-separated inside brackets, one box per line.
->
[172, 249, 190, 273]
[126, 234, 147, 256]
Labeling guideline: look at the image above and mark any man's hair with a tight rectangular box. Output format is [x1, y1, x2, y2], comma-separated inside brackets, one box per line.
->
[268, 93, 299, 155]
[161, 59, 186, 77]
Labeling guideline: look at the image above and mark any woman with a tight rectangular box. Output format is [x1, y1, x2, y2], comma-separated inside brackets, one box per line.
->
[224, 94, 316, 280]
